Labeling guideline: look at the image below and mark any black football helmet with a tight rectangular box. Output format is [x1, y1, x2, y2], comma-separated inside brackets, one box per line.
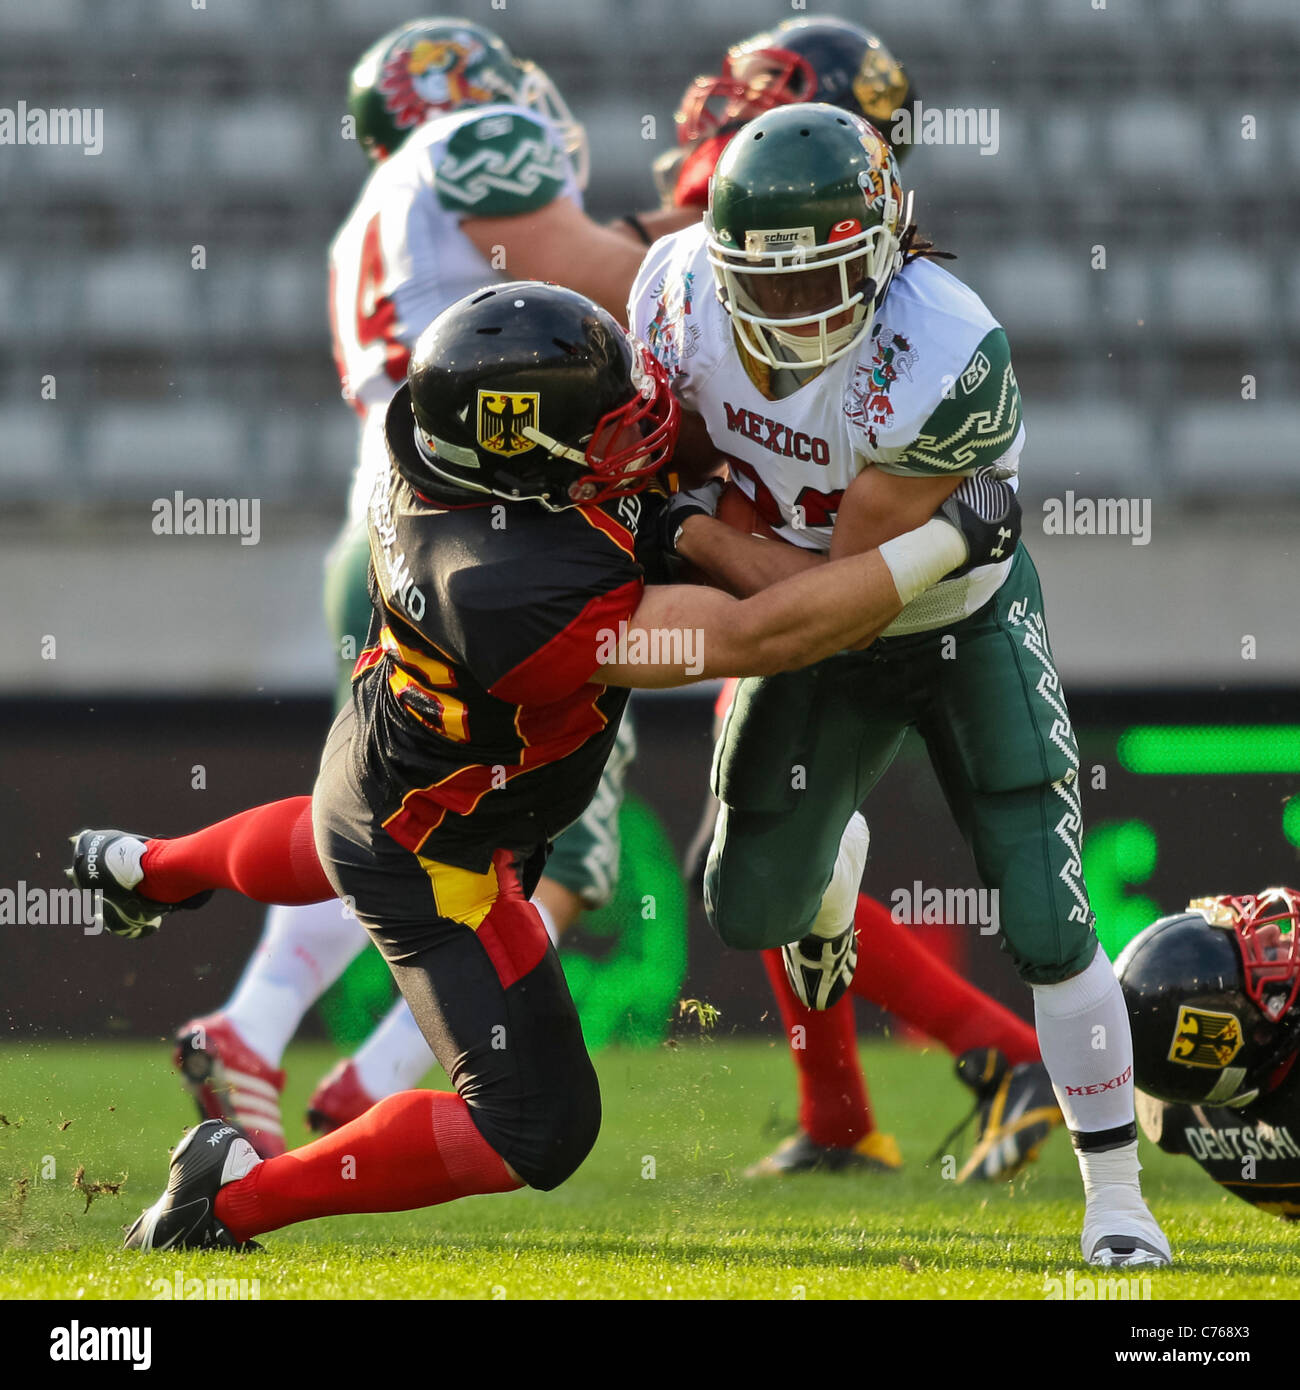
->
[675, 16, 916, 157]
[1116, 888, 1300, 1109]
[384, 282, 678, 511]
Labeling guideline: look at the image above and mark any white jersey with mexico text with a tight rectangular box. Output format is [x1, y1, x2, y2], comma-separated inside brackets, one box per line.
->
[629, 223, 1025, 636]
[329, 102, 582, 523]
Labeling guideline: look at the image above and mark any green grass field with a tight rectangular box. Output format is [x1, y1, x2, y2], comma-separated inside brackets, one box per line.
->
[2, 1038, 1297, 1300]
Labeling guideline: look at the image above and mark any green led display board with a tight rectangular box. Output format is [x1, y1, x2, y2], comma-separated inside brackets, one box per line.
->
[1085, 723, 1300, 962]
[1118, 726, 1300, 775]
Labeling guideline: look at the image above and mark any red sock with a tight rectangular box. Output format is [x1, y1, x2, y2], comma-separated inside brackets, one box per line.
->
[760, 948, 872, 1149]
[215, 1090, 522, 1240]
[140, 796, 334, 905]
[852, 895, 1039, 1064]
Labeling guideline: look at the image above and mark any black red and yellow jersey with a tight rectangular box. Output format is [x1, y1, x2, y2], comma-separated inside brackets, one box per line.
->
[1139, 1057, 1300, 1219]
[348, 461, 666, 873]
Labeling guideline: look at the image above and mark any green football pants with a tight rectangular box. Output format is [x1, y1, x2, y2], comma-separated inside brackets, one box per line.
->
[704, 546, 1098, 985]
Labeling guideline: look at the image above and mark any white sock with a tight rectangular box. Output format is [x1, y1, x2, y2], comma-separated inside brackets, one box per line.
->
[223, 900, 370, 1065]
[808, 813, 870, 939]
[1032, 945, 1140, 1176]
[533, 897, 560, 947]
[352, 996, 437, 1099]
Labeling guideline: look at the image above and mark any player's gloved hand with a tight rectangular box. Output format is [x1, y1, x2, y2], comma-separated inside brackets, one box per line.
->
[936, 475, 1021, 577]
[658, 478, 726, 556]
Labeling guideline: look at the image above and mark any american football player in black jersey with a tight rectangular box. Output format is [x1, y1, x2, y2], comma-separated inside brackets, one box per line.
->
[1118, 888, 1300, 1218]
[69, 282, 1017, 1250]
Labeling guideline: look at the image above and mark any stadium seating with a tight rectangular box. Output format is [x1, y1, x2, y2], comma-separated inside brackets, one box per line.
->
[0, 2, 1295, 511]
[1166, 405, 1299, 495]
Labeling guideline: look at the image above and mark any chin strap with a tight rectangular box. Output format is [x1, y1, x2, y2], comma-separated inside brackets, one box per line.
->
[765, 308, 867, 364]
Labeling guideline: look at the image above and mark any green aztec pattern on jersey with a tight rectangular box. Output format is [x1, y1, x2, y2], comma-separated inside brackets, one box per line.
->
[435, 111, 569, 216]
[890, 327, 1022, 477]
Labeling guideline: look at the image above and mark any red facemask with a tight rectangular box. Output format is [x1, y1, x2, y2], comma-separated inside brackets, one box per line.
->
[675, 47, 818, 147]
[567, 349, 680, 505]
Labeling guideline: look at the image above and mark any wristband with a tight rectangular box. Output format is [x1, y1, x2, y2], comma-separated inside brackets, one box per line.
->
[877, 519, 967, 606]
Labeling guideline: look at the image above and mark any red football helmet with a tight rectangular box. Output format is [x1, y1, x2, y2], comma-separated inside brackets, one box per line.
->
[674, 17, 914, 150]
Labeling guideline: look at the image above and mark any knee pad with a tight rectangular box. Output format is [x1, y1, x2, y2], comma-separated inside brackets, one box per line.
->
[701, 806, 806, 949]
[704, 808, 867, 951]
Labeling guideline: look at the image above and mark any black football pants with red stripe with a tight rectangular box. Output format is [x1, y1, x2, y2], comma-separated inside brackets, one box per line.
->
[311, 704, 601, 1191]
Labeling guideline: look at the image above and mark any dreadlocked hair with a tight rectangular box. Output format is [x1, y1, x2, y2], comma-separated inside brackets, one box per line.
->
[899, 222, 955, 266]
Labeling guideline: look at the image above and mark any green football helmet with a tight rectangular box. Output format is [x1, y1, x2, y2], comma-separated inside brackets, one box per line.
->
[706, 103, 910, 370]
[348, 17, 588, 185]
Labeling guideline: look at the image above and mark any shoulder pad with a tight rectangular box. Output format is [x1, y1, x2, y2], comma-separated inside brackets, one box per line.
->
[434, 109, 570, 218]
[630, 225, 710, 386]
[890, 326, 1022, 477]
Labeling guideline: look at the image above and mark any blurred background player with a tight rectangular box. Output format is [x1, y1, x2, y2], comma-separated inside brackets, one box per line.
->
[631, 101, 1170, 1266]
[654, 15, 916, 213]
[172, 17, 693, 1158]
[660, 15, 1061, 1183]
[1118, 888, 1300, 1219]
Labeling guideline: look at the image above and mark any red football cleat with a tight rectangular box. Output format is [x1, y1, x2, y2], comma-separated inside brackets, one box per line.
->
[306, 1059, 378, 1134]
[173, 1013, 287, 1160]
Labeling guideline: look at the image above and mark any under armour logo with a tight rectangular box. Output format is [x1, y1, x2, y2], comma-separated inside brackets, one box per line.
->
[990, 526, 1013, 559]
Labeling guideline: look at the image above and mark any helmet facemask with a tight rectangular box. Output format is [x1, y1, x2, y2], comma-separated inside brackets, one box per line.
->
[676, 46, 817, 147]
[1181, 889, 1300, 1106]
[707, 192, 908, 370]
[515, 348, 678, 507]
[515, 61, 589, 191]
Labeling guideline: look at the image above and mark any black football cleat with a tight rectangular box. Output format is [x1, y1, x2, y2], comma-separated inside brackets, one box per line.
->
[745, 1128, 902, 1178]
[781, 923, 858, 1011]
[124, 1119, 262, 1251]
[67, 829, 210, 939]
[953, 1047, 1063, 1182]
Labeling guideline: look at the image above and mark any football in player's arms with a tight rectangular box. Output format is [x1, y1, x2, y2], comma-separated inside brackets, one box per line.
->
[1118, 888, 1300, 1219]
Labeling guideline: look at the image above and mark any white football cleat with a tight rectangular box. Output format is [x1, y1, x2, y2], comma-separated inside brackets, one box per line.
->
[1081, 1185, 1172, 1267]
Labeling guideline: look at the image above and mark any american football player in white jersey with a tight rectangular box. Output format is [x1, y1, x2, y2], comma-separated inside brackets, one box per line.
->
[170, 16, 692, 1157]
[630, 102, 1171, 1268]
[649, 16, 1063, 1187]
